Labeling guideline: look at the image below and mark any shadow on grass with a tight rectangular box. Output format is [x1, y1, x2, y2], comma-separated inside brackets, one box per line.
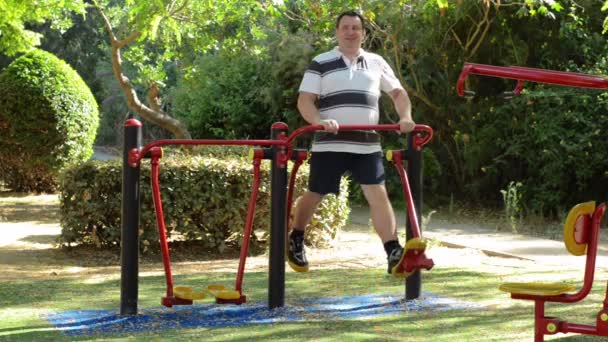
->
[0, 203, 59, 224]
[0, 191, 37, 198]
[17, 235, 59, 245]
[0, 240, 261, 268]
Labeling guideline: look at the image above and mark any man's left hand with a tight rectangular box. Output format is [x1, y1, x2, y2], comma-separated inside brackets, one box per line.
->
[398, 118, 416, 133]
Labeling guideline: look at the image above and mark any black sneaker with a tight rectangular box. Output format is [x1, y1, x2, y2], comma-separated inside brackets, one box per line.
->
[387, 247, 404, 274]
[287, 235, 309, 272]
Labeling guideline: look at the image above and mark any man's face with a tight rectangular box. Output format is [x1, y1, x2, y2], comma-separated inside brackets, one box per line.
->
[336, 15, 364, 50]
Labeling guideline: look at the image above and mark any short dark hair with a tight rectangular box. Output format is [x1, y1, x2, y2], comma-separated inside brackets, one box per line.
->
[336, 10, 365, 29]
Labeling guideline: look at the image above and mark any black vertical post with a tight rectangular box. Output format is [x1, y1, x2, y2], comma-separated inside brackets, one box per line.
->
[405, 133, 423, 300]
[269, 122, 288, 309]
[120, 116, 142, 315]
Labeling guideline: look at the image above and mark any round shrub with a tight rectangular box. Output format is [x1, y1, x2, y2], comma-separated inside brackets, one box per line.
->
[0, 49, 99, 192]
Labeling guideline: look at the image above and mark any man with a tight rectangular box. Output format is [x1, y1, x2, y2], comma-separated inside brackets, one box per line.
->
[289, 10, 416, 275]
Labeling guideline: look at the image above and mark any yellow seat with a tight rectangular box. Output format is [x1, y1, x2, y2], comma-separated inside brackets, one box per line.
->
[499, 282, 576, 296]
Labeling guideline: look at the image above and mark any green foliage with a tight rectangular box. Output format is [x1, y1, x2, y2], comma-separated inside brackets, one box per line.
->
[10, 0, 607, 219]
[500, 181, 523, 232]
[0, 49, 99, 192]
[171, 54, 275, 139]
[0, 0, 87, 56]
[58, 151, 350, 252]
[171, 28, 322, 140]
[487, 87, 608, 215]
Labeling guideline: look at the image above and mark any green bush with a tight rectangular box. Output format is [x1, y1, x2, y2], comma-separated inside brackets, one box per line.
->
[58, 150, 350, 252]
[171, 54, 275, 139]
[0, 49, 99, 192]
[482, 87, 608, 215]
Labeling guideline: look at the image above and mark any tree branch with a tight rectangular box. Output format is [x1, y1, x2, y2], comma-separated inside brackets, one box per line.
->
[93, 1, 191, 139]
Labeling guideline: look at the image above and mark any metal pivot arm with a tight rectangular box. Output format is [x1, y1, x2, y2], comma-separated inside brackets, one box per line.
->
[387, 150, 435, 276]
[457, 62, 608, 97]
[218, 151, 265, 305]
[130, 138, 287, 168]
[150, 147, 193, 307]
[385, 125, 435, 278]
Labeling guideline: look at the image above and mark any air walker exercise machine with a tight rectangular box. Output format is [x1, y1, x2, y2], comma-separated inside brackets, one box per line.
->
[120, 122, 433, 314]
[458, 62, 608, 341]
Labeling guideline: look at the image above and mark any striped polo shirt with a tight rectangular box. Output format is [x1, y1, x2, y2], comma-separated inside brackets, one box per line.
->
[299, 47, 404, 154]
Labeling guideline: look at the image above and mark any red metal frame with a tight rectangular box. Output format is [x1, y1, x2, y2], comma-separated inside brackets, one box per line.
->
[150, 148, 192, 307]
[457, 62, 608, 97]
[508, 203, 607, 341]
[218, 153, 263, 305]
[142, 124, 434, 307]
[388, 149, 434, 274]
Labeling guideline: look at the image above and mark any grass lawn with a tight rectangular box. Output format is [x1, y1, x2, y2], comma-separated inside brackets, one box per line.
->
[1, 194, 607, 341]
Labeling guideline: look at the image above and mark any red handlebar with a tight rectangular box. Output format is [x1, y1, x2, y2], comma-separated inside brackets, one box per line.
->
[286, 124, 433, 147]
[132, 124, 433, 166]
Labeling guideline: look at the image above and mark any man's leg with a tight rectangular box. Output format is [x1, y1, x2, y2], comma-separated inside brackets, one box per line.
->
[291, 191, 324, 233]
[288, 191, 323, 272]
[360, 184, 397, 243]
[361, 184, 403, 274]
[350, 150, 403, 274]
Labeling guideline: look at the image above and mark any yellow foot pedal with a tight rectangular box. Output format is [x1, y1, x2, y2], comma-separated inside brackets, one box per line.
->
[206, 285, 241, 300]
[405, 237, 427, 251]
[392, 238, 432, 278]
[499, 282, 576, 296]
[174, 286, 206, 300]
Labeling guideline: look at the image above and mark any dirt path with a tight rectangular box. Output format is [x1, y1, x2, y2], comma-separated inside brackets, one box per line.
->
[0, 193, 549, 287]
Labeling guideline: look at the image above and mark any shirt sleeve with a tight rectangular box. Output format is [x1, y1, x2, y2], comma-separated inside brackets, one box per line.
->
[379, 57, 404, 93]
[298, 60, 322, 95]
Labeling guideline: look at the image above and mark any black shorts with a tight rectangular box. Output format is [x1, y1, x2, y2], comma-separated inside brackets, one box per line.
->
[308, 151, 385, 195]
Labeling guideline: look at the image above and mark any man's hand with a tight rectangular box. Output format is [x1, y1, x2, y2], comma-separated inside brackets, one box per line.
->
[319, 119, 339, 134]
[398, 117, 415, 134]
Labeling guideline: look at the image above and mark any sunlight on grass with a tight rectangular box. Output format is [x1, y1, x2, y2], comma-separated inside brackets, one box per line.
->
[3, 265, 599, 341]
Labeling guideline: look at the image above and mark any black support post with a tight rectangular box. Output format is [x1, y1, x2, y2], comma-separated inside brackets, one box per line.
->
[268, 122, 289, 309]
[120, 116, 142, 315]
[405, 133, 423, 300]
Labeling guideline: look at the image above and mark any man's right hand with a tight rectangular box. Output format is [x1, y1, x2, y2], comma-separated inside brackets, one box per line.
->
[319, 119, 339, 134]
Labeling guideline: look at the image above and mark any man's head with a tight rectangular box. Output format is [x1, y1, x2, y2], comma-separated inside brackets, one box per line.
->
[335, 10, 365, 51]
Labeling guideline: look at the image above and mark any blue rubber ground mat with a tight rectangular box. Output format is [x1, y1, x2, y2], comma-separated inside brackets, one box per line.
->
[45, 292, 481, 336]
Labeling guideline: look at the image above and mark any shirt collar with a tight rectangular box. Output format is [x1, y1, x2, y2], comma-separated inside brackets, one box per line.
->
[333, 46, 365, 59]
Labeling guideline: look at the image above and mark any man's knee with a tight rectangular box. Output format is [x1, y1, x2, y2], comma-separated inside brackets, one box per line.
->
[298, 191, 324, 207]
[361, 184, 390, 205]
[302, 191, 324, 205]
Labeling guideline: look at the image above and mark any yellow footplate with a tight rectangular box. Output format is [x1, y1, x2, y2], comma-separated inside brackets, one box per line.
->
[405, 237, 427, 251]
[499, 282, 576, 296]
[174, 286, 206, 300]
[206, 284, 241, 300]
[391, 238, 428, 278]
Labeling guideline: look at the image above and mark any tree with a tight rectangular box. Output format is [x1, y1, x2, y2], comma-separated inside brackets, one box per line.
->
[91, 0, 282, 139]
[0, 0, 87, 56]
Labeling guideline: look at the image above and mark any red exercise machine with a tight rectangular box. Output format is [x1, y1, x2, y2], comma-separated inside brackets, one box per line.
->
[458, 62, 608, 341]
[134, 124, 433, 308]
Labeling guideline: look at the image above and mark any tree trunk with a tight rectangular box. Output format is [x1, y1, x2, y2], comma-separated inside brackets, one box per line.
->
[95, 3, 191, 139]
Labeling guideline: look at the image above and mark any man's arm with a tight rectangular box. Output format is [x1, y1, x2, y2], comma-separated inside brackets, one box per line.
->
[388, 88, 415, 133]
[297, 91, 339, 133]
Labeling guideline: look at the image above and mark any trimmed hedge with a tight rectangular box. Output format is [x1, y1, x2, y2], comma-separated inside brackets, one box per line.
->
[0, 49, 99, 192]
[58, 150, 350, 252]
